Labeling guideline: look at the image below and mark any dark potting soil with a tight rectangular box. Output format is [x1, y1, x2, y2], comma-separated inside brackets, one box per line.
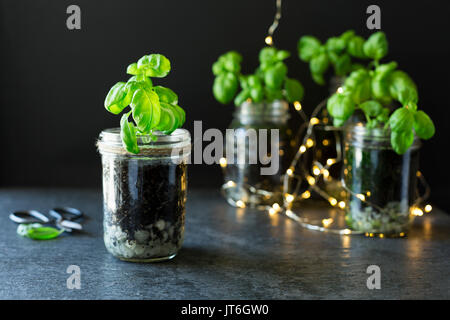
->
[104, 158, 187, 242]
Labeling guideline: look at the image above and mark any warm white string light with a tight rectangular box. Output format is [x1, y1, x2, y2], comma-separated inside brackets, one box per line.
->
[265, 0, 282, 46]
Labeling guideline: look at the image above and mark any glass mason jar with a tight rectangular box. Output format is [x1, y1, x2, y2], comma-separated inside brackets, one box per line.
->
[97, 128, 190, 262]
[222, 100, 294, 207]
[342, 124, 420, 236]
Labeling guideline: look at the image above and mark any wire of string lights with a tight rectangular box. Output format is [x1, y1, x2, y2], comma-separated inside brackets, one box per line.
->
[264, 0, 282, 46]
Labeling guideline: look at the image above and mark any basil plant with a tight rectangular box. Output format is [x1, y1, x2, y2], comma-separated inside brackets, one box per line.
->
[324, 32, 435, 154]
[104, 54, 186, 154]
[212, 47, 305, 106]
[298, 30, 371, 85]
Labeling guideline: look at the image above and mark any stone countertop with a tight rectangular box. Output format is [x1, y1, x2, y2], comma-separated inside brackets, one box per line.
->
[0, 188, 449, 300]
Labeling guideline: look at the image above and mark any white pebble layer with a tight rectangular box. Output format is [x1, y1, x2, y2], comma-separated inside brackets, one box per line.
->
[103, 219, 184, 260]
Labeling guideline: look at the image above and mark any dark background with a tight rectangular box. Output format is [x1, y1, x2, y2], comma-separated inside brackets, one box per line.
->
[1, 0, 449, 210]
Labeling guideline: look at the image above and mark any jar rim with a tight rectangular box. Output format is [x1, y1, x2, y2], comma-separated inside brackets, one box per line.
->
[100, 128, 190, 144]
[97, 128, 191, 156]
[234, 100, 290, 122]
[344, 122, 421, 150]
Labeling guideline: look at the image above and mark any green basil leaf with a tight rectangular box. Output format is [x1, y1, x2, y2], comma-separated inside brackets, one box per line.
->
[264, 87, 284, 102]
[374, 61, 398, 78]
[332, 118, 347, 127]
[371, 62, 397, 101]
[325, 37, 346, 53]
[17, 223, 43, 237]
[222, 51, 242, 73]
[249, 87, 264, 103]
[130, 88, 161, 133]
[120, 112, 140, 154]
[104, 82, 131, 114]
[153, 86, 178, 105]
[234, 89, 250, 106]
[213, 51, 242, 75]
[347, 36, 367, 59]
[413, 110, 435, 139]
[351, 63, 365, 72]
[363, 31, 388, 60]
[173, 104, 186, 126]
[298, 36, 322, 62]
[360, 100, 383, 117]
[310, 52, 329, 75]
[213, 73, 239, 104]
[344, 69, 372, 104]
[326, 93, 355, 123]
[276, 50, 290, 61]
[126, 63, 140, 75]
[259, 47, 278, 63]
[264, 62, 288, 89]
[26, 227, 63, 240]
[376, 107, 390, 123]
[126, 76, 153, 101]
[389, 107, 414, 132]
[156, 102, 177, 134]
[247, 75, 263, 88]
[212, 60, 225, 76]
[284, 78, 304, 103]
[333, 54, 351, 76]
[339, 30, 355, 45]
[312, 72, 325, 85]
[137, 54, 171, 78]
[389, 70, 418, 105]
[391, 129, 414, 154]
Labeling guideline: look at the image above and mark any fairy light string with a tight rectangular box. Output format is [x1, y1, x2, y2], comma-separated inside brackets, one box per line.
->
[265, 0, 282, 46]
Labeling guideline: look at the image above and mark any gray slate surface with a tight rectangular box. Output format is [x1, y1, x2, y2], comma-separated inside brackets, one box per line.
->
[0, 188, 449, 300]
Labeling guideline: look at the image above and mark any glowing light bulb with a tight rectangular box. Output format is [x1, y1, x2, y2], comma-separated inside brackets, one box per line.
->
[310, 117, 320, 125]
[265, 36, 273, 45]
[286, 168, 294, 176]
[302, 190, 311, 199]
[294, 101, 302, 111]
[285, 194, 294, 203]
[342, 229, 351, 235]
[299, 145, 307, 153]
[322, 218, 333, 228]
[338, 201, 346, 209]
[322, 139, 329, 146]
[306, 139, 314, 148]
[226, 181, 236, 187]
[424, 204, 432, 213]
[411, 207, 423, 216]
[272, 203, 280, 211]
[326, 159, 335, 166]
[356, 194, 366, 201]
[337, 87, 344, 94]
[313, 166, 321, 176]
[236, 200, 246, 208]
[219, 157, 227, 168]
[329, 197, 337, 206]
[307, 176, 316, 185]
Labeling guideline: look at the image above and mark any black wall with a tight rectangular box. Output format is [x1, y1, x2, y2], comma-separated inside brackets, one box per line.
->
[1, 0, 449, 210]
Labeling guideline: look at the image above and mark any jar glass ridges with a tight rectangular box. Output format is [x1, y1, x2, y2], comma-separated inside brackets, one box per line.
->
[342, 124, 420, 236]
[222, 100, 296, 207]
[97, 128, 191, 262]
